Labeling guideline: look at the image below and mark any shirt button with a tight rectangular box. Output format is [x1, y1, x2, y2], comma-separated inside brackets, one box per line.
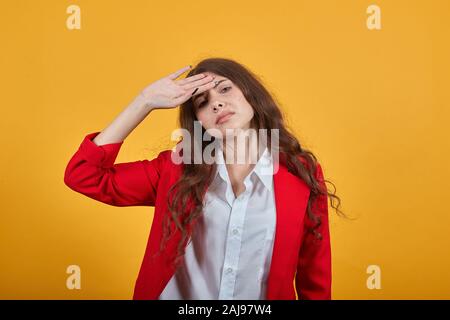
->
[226, 267, 233, 274]
[232, 229, 239, 235]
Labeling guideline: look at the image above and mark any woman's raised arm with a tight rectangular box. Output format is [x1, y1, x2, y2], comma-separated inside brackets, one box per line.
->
[64, 65, 216, 206]
[92, 65, 215, 146]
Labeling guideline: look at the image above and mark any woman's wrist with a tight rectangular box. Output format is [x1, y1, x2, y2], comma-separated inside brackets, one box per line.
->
[131, 92, 154, 114]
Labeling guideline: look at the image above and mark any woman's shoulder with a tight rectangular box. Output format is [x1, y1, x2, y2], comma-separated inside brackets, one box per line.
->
[151, 149, 177, 166]
[293, 153, 324, 180]
[148, 148, 186, 171]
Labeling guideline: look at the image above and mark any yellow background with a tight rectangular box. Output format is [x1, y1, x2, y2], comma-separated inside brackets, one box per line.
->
[1, 0, 449, 299]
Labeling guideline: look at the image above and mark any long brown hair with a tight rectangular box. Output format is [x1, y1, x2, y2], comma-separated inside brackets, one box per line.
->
[158, 57, 347, 267]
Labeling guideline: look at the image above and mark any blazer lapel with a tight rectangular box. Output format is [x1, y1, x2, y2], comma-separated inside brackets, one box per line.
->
[266, 159, 311, 299]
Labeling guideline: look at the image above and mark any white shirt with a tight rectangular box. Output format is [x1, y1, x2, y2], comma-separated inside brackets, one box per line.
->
[158, 146, 277, 300]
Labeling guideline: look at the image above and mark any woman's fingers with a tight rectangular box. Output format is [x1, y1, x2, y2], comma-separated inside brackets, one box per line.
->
[188, 81, 216, 98]
[181, 75, 215, 91]
[173, 80, 216, 106]
[176, 73, 207, 85]
[167, 65, 192, 80]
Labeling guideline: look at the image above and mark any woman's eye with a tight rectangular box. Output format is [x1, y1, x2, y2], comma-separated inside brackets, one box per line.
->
[198, 87, 231, 108]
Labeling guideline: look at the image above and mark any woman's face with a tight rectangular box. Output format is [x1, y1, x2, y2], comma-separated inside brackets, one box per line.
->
[191, 72, 254, 139]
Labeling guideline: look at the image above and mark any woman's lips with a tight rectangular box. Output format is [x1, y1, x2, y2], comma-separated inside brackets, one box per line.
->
[216, 112, 235, 125]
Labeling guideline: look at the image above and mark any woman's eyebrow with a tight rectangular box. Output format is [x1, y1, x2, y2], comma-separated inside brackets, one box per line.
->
[213, 79, 228, 88]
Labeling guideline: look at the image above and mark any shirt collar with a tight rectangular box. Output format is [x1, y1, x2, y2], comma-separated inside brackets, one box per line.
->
[213, 144, 274, 192]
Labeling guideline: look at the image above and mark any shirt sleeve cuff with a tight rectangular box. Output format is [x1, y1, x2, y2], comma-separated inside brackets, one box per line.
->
[78, 131, 124, 168]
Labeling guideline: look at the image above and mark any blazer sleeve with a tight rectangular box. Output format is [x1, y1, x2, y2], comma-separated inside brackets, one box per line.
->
[64, 131, 170, 207]
[295, 162, 332, 300]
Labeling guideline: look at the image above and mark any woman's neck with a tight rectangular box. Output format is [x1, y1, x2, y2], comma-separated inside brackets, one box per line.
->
[221, 131, 264, 165]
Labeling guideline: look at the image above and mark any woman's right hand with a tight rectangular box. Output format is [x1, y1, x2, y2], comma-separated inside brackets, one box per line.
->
[139, 65, 216, 110]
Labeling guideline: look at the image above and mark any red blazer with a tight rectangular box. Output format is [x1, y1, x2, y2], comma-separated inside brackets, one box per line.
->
[64, 131, 332, 300]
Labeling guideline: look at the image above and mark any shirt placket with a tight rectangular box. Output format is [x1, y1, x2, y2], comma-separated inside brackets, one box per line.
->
[218, 178, 252, 300]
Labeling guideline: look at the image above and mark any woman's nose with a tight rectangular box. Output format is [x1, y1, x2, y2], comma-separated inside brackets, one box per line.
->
[212, 103, 223, 112]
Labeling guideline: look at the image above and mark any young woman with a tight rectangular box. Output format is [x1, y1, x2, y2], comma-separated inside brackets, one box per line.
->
[64, 58, 344, 300]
